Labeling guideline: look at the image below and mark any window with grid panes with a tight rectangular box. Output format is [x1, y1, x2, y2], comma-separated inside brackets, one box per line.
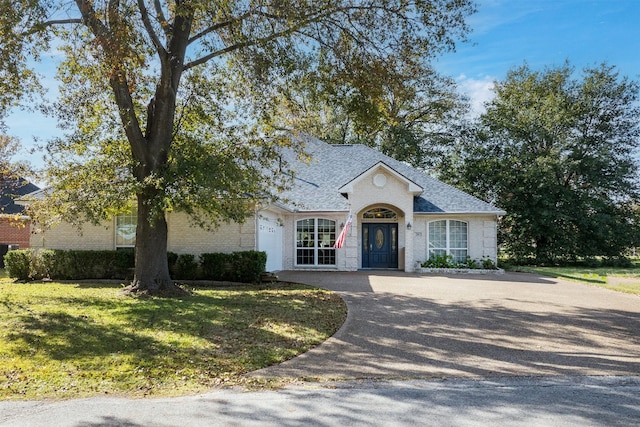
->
[428, 220, 468, 263]
[115, 208, 137, 248]
[296, 218, 336, 266]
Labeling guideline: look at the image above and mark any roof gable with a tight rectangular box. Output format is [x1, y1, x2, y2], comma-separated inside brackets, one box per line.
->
[337, 161, 424, 195]
[1, 179, 40, 215]
[278, 134, 504, 215]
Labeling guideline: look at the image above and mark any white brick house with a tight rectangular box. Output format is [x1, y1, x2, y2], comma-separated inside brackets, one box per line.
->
[25, 135, 504, 272]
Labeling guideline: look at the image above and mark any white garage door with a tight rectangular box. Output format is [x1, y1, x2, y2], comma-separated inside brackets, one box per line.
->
[258, 214, 283, 272]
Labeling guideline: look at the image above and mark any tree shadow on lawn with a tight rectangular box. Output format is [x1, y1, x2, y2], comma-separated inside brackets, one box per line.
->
[3, 282, 345, 395]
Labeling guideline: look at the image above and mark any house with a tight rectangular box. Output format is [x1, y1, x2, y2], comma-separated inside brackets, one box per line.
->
[23, 135, 504, 272]
[0, 179, 40, 266]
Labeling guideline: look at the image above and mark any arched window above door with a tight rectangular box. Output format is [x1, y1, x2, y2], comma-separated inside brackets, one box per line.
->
[362, 207, 398, 220]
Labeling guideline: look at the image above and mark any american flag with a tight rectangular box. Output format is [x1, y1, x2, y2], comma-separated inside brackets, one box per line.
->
[333, 214, 352, 249]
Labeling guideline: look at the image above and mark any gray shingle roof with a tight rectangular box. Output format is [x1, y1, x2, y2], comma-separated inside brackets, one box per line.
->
[1, 179, 40, 215]
[279, 135, 504, 215]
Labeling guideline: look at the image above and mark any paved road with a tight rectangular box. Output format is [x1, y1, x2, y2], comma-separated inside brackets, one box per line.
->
[1, 376, 639, 426]
[1, 271, 639, 426]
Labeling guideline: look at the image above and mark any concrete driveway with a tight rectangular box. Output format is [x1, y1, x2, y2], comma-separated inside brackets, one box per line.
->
[252, 271, 640, 379]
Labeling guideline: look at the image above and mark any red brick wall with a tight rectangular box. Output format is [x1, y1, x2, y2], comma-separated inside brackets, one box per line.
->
[0, 217, 31, 249]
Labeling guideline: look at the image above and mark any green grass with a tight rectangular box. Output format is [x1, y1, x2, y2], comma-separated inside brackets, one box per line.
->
[506, 265, 640, 295]
[0, 279, 346, 400]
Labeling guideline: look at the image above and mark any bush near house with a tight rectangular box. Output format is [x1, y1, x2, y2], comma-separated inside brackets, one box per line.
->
[421, 254, 498, 270]
[200, 251, 267, 283]
[4, 249, 267, 283]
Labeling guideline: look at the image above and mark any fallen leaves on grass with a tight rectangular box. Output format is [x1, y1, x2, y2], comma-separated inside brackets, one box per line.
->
[0, 280, 346, 400]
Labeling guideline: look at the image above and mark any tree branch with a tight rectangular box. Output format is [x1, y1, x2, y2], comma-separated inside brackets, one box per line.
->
[187, 9, 254, 45]
[74, 0, 146, 164]
[182, 9, 329, 71]
[137, 0, 169, 65]
[42, 18, 84, 26]
[182, 4, 407, 72]
[153, 0, 171, 38]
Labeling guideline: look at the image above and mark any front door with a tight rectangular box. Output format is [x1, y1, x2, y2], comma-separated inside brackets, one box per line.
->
[362, 223, 398, 268]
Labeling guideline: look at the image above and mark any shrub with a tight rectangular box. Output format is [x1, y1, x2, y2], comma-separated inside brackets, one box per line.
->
[4, 249, 34, 281]
[200, 251, 267, 283]
[32, 250, 55, 279]
[49, 250, 118, 280]
[421, 254, 454, 268]
[115, 248, 136, 278]
[167, 251, 179, 276]
[199, 252, 231, 280]
[582, 257, 601, 268]
[463, 257, 480, 269]
[230, 251, 267, 283]
[4, 249, 55, 281]
[481, 257, 498, 270]
[421, 254, 498, 270]
[601, 256, 633, 268]
[24, 249, 135, 280]
[5, 249, 266, 283]
[174, 254, 199, 280]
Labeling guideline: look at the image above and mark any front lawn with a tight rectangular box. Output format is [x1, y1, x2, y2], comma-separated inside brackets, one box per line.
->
[0, 279, 346, 400]
[506, 265, 640, 296]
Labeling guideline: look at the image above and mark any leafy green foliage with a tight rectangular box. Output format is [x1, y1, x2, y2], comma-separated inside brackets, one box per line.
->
[4, 249, 54, 281]
[4, 249, 134, 280]
[199, 251, 267, 283]
[4, 250, 32, 280]
[422, 253, 456, 268]
[2, 0, 476, 292]
[5, 249, 266, 283]
[173, 254, 199, 280]
[421, 255, 497, 270]
[449, 63, 640, 263]
[0, 0, 50, 120]
[279, 59, 469, 170]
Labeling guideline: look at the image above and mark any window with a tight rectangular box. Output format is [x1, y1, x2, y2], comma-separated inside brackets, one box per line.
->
[362, 207, 398, 220]
[296, 218, 336, 266]
[428, 220, 468, 263]
[115, 208, 137, 248]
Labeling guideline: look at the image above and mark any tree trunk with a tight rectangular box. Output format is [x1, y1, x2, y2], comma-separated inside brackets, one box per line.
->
[535, 236, 552, 265]
[122, 190, 188, 297]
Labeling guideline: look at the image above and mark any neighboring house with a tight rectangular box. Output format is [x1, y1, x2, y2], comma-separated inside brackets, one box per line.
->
[0, 179, 40, 266]
[22, 135, 504, 272]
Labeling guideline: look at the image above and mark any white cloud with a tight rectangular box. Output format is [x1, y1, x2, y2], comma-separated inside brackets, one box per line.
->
[455, 74, 496, 118]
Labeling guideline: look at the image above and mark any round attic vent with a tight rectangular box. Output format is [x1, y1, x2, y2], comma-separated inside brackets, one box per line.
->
[373, 173, 387, 188]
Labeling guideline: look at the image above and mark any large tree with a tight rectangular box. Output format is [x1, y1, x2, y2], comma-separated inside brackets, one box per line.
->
[2, 1, 475, 294]
[448, 63, 640, 263]
[278, 55, 469, 170]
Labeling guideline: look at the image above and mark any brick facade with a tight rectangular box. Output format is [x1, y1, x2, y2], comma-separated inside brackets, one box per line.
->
[30, 211, 255, 255]
[0, 217, 31, 249]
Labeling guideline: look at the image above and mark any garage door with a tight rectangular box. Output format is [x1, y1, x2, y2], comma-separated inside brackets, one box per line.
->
[258, 214, 283, 272]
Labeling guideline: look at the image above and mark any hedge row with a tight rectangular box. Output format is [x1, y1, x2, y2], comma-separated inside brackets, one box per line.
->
[4, 249, 266, 283]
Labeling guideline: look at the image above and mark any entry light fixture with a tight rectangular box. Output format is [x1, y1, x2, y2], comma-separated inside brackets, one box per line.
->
[406, 222, 412, 230]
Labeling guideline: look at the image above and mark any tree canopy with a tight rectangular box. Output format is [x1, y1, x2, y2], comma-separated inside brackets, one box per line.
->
[278, 54, 469, 170]
[1, 0, 476, 294]
[447, 63, 640, 263]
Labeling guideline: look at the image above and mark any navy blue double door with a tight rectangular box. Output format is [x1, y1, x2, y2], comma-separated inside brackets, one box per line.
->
[362, 223, 399, 269]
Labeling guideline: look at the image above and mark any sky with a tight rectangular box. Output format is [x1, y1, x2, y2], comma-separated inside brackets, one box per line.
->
[6, 0, 640, 174]
[435, 0, 640, 115]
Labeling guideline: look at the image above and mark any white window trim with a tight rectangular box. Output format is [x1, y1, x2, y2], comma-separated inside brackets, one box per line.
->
[427, 219, 468, 262]
[295, 218, 337, 266]
[115, 209, 137, 249]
